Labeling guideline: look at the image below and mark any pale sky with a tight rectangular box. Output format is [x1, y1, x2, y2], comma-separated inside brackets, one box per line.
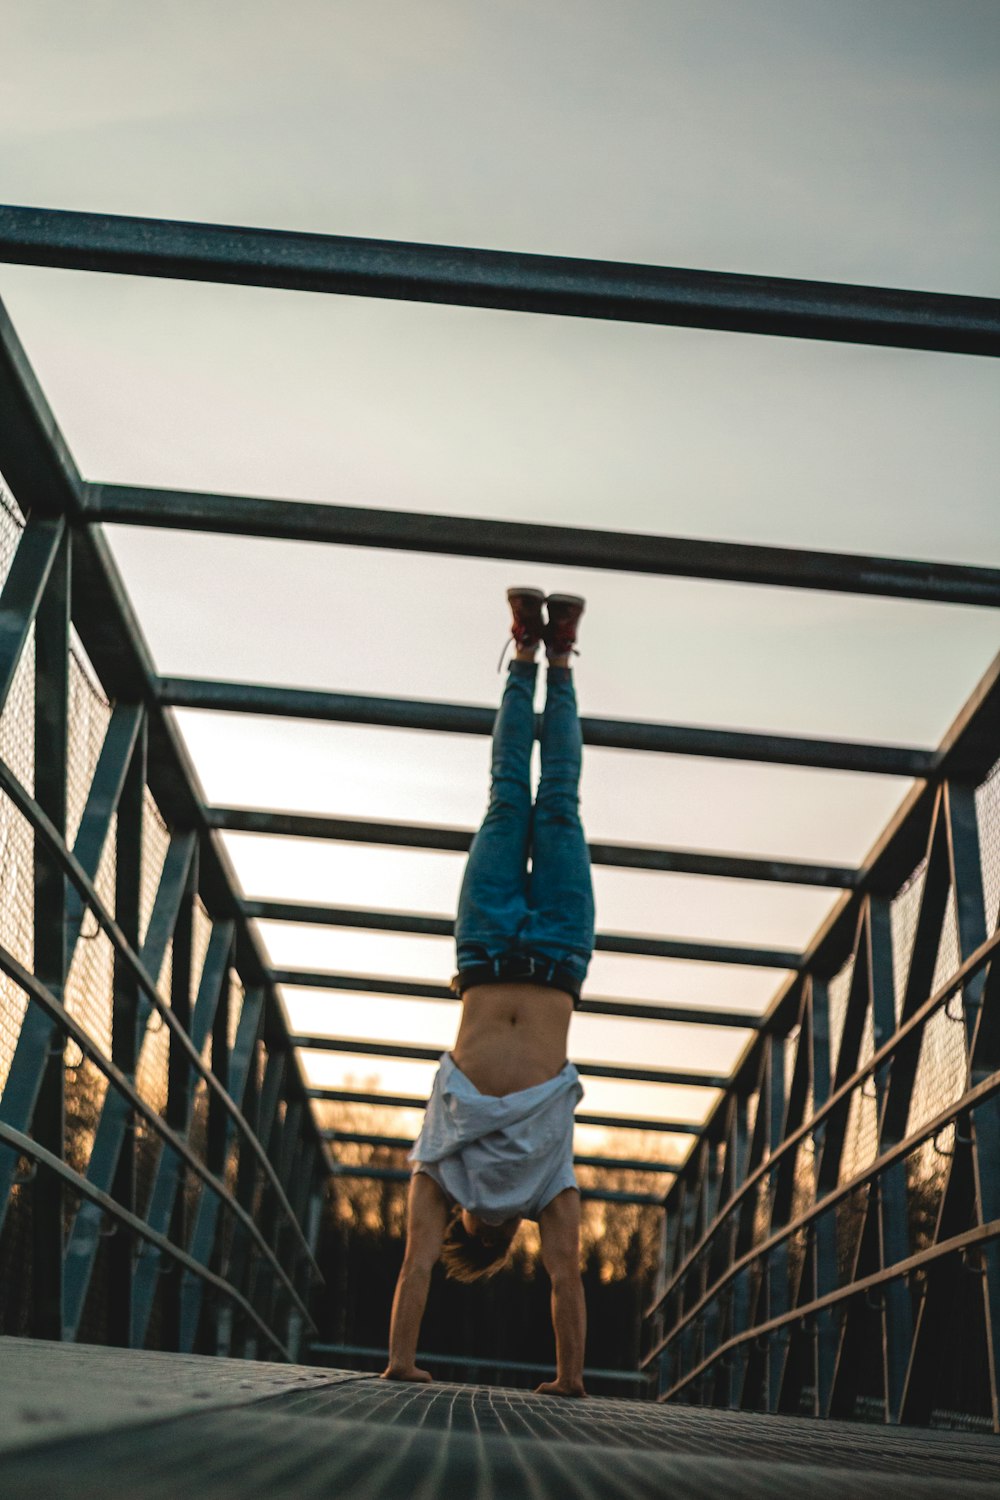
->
[2, 2, 998, 1153]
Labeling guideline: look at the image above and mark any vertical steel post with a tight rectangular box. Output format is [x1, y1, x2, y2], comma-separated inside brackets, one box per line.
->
[161, 846, 197, 1347]
[30, 528, 70, 1339]
[107, 714, 147, 1345]
[180, 987, 265, 1353]
[809, 977, 837, 1415]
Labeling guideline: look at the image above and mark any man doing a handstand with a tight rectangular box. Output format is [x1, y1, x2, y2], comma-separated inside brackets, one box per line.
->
[381, 588, 594, 1397]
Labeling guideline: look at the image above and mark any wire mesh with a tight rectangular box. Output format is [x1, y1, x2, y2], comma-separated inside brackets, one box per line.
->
[654, 745, 999, 1417]
[905, 890, 966, 1141]
[228, 969, 245, 1051]
[135, 942, 172, 1117]
[191, 896, 213, 1010]
[61, 645, 116, 1169]
[890, 861, 927, 1022]
[0, 797, 34, 1098]
[139, 789, 171, 947]
[0, 480, 321, 1356]
[134, 793, 173, 1121]
[839, 1009, 879, 1185]
[65, 630, 112, 848]
[63, 935, 114, 1177]
[977, 759, 1000, 930]
[825, 955, 855, 1082]
[0, 486, 35, 1098]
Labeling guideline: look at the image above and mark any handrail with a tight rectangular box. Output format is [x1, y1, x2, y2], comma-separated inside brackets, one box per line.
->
[0, 937, 316, 1328]
[0, 753, 321, 1280]
[642, 1060, 1000, 1366]
[646, 926, 999, 1319]
[655, 1217, 1000, 1401]
[0, 1121, 294, 1361]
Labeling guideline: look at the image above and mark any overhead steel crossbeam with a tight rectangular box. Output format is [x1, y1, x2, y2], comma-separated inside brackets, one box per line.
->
[309, 1087, 704, 1136]
[328, 1161, 666, 1208]
[290, 1033, 728, 1090]
[211, 806, 856, 889]
[2, 203, 1000, 354]
[89, 485, 1000, 608]
[244, 896, 801, 970]
[164, 678, 934, 777]
[272, 967, 761, 1029]
[323, 1130, 680, 1174]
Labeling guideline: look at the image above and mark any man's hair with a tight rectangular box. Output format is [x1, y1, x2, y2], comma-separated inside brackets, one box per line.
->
[439, 1209, 514, 1285]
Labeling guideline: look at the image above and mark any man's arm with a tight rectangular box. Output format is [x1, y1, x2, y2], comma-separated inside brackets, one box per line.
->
[536, 1188, 587, 1397]
[381, 1172, 451, 1382]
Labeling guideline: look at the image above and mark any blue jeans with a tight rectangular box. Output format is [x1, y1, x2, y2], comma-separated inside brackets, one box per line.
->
[455, 660, 595, 993]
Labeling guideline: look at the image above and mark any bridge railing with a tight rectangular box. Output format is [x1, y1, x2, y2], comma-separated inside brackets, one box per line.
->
[642, 667, 1000, 1429]
[0, 481, 327, 1360]
[1, 205, 998, 1390]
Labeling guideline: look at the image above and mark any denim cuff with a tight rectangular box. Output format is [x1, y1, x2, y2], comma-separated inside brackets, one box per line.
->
[508, 658, 538, 679]
[546, 663, 572, 683]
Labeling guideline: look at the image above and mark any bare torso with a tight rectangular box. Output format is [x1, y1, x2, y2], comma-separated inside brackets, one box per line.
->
[450, 982, 574, 1097]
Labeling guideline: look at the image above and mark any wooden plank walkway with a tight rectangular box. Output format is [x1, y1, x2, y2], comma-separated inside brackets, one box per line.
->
[2, 1337, 998, 1498]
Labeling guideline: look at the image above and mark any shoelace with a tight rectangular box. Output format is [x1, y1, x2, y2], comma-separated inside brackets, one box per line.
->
[496, 636, 580, 672]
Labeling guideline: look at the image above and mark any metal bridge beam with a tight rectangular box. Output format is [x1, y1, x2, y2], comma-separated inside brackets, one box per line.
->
[272, 966, 760, 1029]
[290, 1032, 726, 1090]
[246, 898, 801, 970]
[210, 806, 858, 889]
[308, 1086, 703, 1136]
[162, 678, 934, 776]
[328, 1161, 666, 1207]
[323, 1130, 679, 1175]
[89, 484, 1000, 609]
[2, 202, 999, 355]
[0, 291, 328, 1357]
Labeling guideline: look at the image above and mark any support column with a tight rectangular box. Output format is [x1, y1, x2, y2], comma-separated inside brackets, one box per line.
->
[31, 529, 70, 1339]
[108, 717, 146, 1345]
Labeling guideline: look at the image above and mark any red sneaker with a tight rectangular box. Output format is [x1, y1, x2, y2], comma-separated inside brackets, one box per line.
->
[506, 587, 546, 653]
[544, 594, 586, 659]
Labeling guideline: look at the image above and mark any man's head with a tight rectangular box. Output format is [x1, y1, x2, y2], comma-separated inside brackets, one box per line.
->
[439, 1207, 522, 1284]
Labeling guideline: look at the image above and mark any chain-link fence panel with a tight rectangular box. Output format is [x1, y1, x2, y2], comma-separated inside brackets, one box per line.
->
[0, 485, 34, 1099]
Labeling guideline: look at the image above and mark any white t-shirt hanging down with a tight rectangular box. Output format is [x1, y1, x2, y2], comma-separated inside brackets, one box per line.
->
[410, 1052, 583, 1225]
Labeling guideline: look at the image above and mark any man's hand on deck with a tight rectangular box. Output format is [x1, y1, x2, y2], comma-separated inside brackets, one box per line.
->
[537, 1190, 588, 1401]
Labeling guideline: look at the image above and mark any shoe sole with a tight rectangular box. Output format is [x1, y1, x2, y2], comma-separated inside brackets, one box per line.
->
[545, 593, 585, 610]
[507, 587, 546, 602]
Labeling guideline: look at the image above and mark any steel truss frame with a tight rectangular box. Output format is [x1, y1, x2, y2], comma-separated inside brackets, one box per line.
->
[0, 307, 327, 1361]
[642, 752, 1000, 1427]
[0, 205, 997, 1393]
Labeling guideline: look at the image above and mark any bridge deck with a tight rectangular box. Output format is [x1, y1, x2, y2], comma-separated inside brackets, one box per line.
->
[2, 1338, 998, 1498]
